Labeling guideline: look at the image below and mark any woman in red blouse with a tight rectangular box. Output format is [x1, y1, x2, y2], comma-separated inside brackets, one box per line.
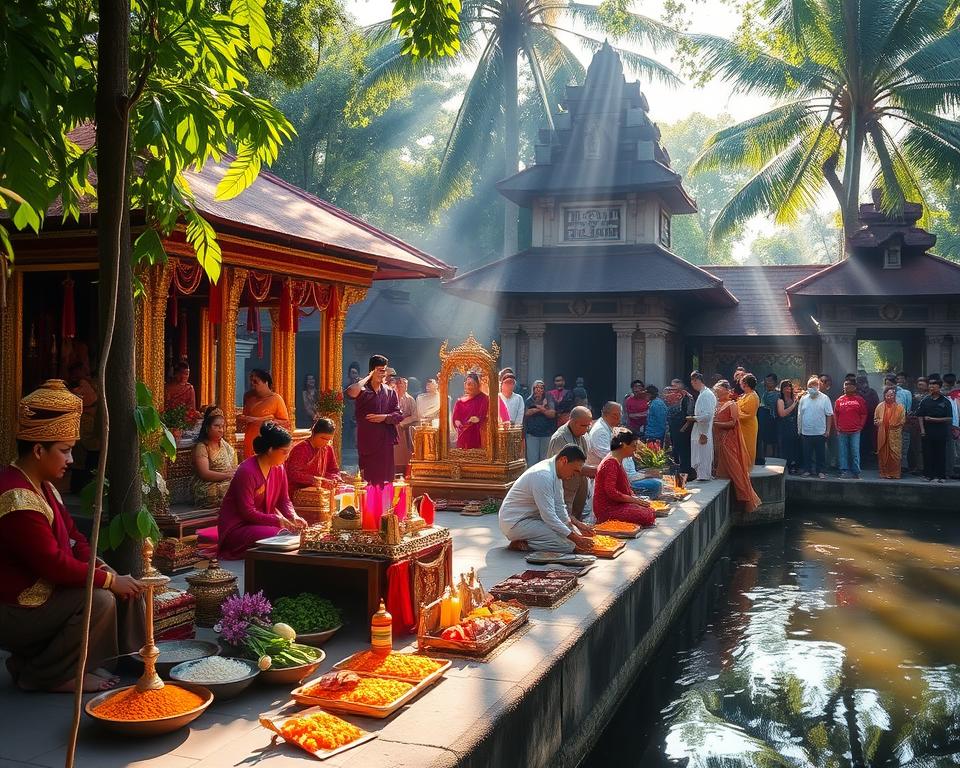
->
[593, 428, 655, 527]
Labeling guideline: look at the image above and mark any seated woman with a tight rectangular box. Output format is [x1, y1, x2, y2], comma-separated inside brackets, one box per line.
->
[593, 428, 656, 527]
[218, 422, 306, 559]
[452, 372, 488, 449]
[165, 361, 197, 413]
[286, 417, 345, 496]
[238, 368, 289, 459]
[192, 406, 237, 508]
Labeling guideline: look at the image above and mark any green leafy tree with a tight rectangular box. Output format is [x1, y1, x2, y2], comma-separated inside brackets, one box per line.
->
[659, 112, 750, 264]
[361, 0, 681, 255]
[690, 0, 960, 242]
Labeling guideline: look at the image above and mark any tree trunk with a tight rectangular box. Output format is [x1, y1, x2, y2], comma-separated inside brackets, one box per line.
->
[841, 114, 865, 243]
[96, 0, 141, 576]
[501, 22, 520, 258]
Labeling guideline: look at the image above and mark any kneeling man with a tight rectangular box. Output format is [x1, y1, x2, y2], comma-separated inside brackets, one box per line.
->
[0, 380, 145, 692]
[499, 445, 595, 553]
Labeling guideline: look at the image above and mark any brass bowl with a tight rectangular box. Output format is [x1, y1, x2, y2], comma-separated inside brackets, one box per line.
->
[85, 682, 214, 736]
[258, 646, 325, 685]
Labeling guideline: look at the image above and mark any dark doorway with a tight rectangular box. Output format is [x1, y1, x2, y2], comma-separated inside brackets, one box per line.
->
[544, 323, 616, 416]
[856, 328, 924, 390]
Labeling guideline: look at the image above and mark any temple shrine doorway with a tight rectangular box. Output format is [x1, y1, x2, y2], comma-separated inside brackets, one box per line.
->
[544, 323, 616, 415]
[856, 328, 924, 390]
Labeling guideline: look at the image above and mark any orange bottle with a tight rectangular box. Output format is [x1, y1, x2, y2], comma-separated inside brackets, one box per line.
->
[370, 600, 393, 655]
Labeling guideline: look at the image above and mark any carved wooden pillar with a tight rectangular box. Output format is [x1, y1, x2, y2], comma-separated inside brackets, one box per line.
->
[322, 284, 367, 459]
[269, 308, 297, 428]
[0, 271, 24, 462]
[199, 308, 216, 408]
[217, 268, 248, 449]
[136, 261, 173, 407]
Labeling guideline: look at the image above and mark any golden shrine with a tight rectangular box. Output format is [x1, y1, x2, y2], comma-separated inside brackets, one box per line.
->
[409, 335, 525, 500]
[0, 126, 451, 484]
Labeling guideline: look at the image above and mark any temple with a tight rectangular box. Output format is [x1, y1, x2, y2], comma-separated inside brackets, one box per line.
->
[446, 43, 960, 401]
[0, 124, 452, 466]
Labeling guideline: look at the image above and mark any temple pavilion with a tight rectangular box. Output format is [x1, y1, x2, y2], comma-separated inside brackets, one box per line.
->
[445, 43, 960, 404]
[0, 124, 452, 464]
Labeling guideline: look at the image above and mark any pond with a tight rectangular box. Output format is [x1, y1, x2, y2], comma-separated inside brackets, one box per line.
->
[583, 508, 960, 767]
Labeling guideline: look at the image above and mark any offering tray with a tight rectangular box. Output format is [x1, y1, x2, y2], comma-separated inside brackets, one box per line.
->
[588, 536, 626, 559]
[593, 521, 644, 539]
[417, 597, 529, 657]
[255, 534, 302, 551]
[489, 569, 578, 608]
[331, 651, 451, 685]
[299, 525, 450, 560]
[260, 706, 377, 760]
[290, 674, 434, 719]
[525, 551, 596, 567]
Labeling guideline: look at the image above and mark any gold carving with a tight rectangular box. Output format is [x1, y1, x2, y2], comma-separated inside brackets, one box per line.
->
[219, 268, 248, 449]
[1, 271, 24, 462]
[17, 579, 54, 607]
[0, 487, 54, 523]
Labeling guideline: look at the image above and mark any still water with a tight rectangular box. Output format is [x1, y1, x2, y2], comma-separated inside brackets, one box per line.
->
[583, 509, 960, 767]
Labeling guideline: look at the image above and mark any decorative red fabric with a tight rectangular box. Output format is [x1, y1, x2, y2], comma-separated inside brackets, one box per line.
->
[61, 277, 76, 339]
[418, 494, 435, 526]
[279, 280, 294, 332]
[208, 276, 223, 325]
[385, 560, 415, 634]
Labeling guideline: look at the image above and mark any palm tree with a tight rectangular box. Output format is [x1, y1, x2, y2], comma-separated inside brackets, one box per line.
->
[361, 0, 680, 255]
[690, 0, 960, 243]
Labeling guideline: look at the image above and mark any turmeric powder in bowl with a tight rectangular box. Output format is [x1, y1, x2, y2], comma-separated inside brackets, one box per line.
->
[91, 684, 205, 721]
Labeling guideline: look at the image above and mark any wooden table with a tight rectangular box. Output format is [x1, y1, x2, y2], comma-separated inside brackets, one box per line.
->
[244, 549, 389, 622]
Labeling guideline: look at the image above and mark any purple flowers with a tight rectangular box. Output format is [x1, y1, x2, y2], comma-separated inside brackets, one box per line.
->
[218, 591, 272, 645]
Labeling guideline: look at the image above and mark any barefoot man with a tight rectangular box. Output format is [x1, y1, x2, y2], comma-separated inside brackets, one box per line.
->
[0, 380, 145, 692]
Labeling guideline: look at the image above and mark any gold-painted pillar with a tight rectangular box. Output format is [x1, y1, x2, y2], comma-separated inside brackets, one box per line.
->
[136, 262, 173, 408]
[322, 284, 367, 460]
[199, 308, 216, 409]
[217, 267, 248, 450]
[269, 308, 297, 429]
[0, 271, 24, 463]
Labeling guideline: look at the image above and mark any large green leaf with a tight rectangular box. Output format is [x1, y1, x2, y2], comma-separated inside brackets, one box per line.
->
[184, 208, 222, 283]
[215, 143, 262, 200]
[229, 0, 274, 67]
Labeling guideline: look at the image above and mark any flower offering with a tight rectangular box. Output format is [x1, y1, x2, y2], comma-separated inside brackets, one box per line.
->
[279, 711, 363, 752]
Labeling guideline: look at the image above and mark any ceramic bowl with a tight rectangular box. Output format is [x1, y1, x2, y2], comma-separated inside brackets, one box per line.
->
[258, 646, 325, 685]
[169, 657, 260, 700]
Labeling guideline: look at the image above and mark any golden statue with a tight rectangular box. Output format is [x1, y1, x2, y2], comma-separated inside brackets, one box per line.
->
[409, 335, 525, 500]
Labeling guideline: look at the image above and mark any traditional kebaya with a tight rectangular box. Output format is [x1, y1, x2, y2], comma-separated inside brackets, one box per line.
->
[0, 380, 145, 692]
[218, 422, 306, 559]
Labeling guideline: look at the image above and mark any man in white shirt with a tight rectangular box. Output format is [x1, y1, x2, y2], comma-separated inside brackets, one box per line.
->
[499, 446, 595, 553]
[798, 375, 834, 478]
[687, 371, 716, 482]
[587, 401, 622, 466]
[498, 372, 525, 426]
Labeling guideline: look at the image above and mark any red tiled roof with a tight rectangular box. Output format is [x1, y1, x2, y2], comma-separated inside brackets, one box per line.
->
[685, 265, 823, 337]
[30, 124, 453, 281]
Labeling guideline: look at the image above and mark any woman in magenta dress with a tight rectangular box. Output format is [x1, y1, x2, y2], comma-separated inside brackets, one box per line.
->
[593, 428, 656, 527]
[218, 422, 307, 559]
[452, 372, 489, 449]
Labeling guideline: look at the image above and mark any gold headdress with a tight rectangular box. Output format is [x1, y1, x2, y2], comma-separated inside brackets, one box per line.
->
[16, 380, 83, 442]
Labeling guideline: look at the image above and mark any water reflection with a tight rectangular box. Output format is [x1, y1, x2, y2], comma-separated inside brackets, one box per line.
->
[584, 510, 960, 767]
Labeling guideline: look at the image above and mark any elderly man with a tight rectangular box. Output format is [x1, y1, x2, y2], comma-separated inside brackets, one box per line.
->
[0, 380, 145, 692]
[499, 446, 595, 553]
[548, 406, 595, 520]
[587, 402, 622, 467]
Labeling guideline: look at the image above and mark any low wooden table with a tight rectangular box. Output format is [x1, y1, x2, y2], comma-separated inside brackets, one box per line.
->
[244, 549, 389, 623]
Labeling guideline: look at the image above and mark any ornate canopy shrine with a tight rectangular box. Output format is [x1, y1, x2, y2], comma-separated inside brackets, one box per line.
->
[0, 126, 452, 465]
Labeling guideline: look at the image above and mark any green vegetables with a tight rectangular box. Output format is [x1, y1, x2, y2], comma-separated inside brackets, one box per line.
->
[272, 593, 342, 633]
[245, 622, 318, 669]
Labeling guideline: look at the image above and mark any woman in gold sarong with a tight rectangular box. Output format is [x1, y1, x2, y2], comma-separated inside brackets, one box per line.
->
[874, 386, 906, 479]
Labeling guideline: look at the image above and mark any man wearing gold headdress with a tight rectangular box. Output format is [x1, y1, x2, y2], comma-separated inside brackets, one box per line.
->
[0, 380, 146, 692]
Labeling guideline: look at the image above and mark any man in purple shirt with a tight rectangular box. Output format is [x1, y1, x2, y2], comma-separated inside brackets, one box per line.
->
[345, 354, 403, 486]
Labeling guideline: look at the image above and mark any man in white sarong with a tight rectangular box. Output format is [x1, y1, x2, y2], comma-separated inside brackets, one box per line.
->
[687, 371, 716, 481]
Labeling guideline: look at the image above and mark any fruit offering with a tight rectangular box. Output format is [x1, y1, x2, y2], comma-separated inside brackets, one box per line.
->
[438, 600, 524, 644]
[300, 674, 413, 706]
[278, 710, 363, 752]
[339, 650, 444, 681]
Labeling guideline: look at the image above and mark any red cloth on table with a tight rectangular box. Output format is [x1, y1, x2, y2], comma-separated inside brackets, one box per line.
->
[418, 494, 435, 526]
[385, 559, 415, 634]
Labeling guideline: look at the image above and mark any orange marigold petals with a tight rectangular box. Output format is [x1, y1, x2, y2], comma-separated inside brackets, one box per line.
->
[280, 711, 363, 752]
[594, 521, 637, 533]
[341, 651, 443, 680]
[301, 676, 412, 706]
[91, 684, 205, 720]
